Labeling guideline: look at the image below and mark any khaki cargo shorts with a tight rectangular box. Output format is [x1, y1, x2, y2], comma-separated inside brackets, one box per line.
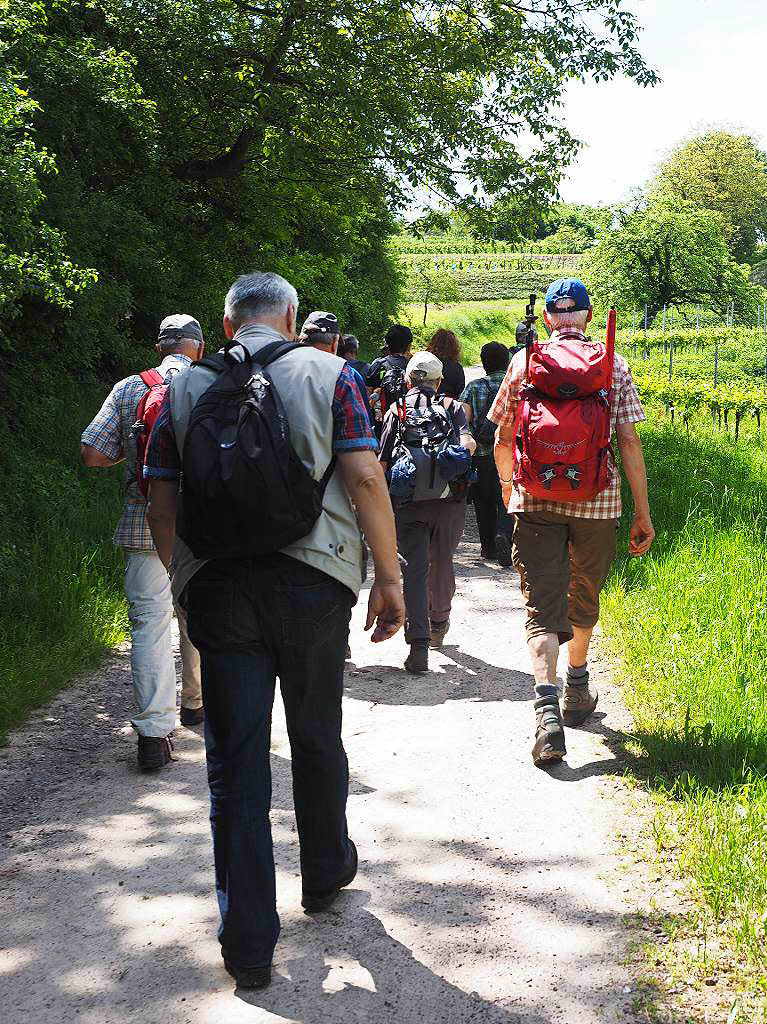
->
[512, 510, 618, 643]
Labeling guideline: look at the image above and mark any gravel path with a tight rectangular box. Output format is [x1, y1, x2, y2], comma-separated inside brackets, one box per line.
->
[0, 508, 651, 1024]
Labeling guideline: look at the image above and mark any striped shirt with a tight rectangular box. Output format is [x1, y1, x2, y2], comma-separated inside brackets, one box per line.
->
[488, 330, 645, 519]
[80, 355, 192, 549]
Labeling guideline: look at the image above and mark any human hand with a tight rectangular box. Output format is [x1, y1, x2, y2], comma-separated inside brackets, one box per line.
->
[365, 581, 405, 642]
[628, 512, 655, 556]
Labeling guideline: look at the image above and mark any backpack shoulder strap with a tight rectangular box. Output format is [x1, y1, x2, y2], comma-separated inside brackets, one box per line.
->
[196, 353, 230, 375]
[253, 340, 303, 368]
[139, 369, 164, 389]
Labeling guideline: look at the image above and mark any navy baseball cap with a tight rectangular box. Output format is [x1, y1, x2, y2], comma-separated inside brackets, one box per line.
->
[545, 278, 591, 313]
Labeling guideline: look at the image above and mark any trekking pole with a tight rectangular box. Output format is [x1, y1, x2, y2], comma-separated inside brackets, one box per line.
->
[524, 292, 537, 378]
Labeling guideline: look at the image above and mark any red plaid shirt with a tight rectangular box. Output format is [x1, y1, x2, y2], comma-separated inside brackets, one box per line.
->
[488, 330, 645, 519]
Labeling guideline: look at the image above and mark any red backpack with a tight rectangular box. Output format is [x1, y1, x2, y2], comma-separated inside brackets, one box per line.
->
[132, 369, 170, 500]
[512, 310, 616, 503]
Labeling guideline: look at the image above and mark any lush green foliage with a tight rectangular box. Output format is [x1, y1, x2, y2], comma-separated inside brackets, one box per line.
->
[602, 424, 767, 983]
[585, 200, 764, 323]
[651, 131, 767, 263]
[0, 382, 128, 739]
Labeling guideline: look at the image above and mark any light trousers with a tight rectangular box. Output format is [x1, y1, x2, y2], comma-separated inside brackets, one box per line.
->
[124, 550, 202, 737]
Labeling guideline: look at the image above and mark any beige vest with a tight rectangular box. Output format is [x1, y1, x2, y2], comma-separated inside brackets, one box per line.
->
[168, 323, 364, 599]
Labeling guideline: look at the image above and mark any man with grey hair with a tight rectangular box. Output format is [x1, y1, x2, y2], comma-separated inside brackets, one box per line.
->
[490, 278, 654, 767]
[145, 271, 404, 990]
[80, 315, 205, 771]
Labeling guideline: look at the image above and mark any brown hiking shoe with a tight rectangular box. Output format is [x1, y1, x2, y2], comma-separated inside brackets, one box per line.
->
[429, 618, 450, 648]
[137, 734, 174, 771]
[531, 696, 566, 767]
[562, 675, 598, 727]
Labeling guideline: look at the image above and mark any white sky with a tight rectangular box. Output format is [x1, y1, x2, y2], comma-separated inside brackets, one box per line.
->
[558, 0, 767, 206]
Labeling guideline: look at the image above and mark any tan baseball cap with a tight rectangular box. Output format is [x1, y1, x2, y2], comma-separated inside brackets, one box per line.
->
[406, 351, 443, 382]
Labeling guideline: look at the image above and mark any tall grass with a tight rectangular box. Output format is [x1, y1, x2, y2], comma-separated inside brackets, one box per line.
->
[601, 423, 767, 984]
[0, 379, 128, 739]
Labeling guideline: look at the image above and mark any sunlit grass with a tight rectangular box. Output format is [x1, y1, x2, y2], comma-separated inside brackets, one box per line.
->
[0, 381, 128, 739]
[602, 421, 767, 987]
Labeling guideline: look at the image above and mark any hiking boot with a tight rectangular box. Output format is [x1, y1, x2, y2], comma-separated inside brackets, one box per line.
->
[531, 696, 566, 767]
[495, 533, 512, 567]
[180, 706, 204, 727]
[404, 640, 429, 674]
[302, 840, 358, 912]
[222, 953, 271, 990]
[563, 672, 598, 726]
[429, 618, 450, 648]
[137, 734, 174, 771]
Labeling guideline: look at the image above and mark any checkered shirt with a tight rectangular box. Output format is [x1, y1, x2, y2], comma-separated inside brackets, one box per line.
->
[81, 355, 192, 549]
[488, 331, 645, 519]
[145, 362, 377, 483]
[460, 370, 506, 457]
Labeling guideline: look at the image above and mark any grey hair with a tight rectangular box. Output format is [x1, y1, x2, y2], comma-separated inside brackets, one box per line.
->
[224, 271, 298, 329]
[547, 297, 590, 331]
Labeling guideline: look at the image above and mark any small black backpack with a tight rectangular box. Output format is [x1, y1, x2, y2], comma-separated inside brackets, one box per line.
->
[380, 359, 407, 415]
[177, 339, 335, 560]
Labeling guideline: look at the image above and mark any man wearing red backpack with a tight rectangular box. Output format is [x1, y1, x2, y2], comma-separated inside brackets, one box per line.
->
[489, 280, 654, 767]
[80, 314, 205, 771]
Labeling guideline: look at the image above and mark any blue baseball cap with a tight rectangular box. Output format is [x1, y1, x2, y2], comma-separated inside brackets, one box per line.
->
[545, 278, 591, 313]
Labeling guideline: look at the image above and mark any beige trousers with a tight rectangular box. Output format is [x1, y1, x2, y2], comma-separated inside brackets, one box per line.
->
[174, 601, 203, 711]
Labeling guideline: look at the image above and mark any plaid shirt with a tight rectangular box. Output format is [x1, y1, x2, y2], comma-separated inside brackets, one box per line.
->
[460, 370, 506, 457]
[81, 355, 192, 549]
[488, 330, 645, 519]
[145, 361, 376, 482]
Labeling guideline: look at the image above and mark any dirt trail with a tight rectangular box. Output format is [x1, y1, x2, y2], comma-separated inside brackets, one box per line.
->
[0, 511, 652, 1024]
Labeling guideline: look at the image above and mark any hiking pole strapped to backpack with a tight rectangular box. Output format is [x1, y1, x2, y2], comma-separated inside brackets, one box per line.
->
[524, 292, 538, 376]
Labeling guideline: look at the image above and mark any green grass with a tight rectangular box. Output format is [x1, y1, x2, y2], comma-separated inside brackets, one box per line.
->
[601, 422, 767, 995]
[0, 378, 129, 739]
[401, 299, 528, 364]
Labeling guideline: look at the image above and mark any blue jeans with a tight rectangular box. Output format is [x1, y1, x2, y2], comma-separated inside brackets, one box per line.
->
[186, 554, 356, 968]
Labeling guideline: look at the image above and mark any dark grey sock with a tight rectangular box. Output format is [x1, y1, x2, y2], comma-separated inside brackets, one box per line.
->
[534, 683, 559, 700]
[567, 662, 588, 682]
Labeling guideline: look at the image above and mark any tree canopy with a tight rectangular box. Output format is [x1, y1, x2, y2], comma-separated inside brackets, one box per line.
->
[585, 200, 763, 321]
[651, 131, 767, 264]
[0, 0, 657, 394]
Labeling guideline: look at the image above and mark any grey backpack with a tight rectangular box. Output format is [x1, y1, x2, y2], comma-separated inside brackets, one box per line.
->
[391, 392, 457, 502]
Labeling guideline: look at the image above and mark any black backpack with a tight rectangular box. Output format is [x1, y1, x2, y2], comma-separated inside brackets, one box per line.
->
[177, 339, 335, 560]
[380, 359, 407, 414]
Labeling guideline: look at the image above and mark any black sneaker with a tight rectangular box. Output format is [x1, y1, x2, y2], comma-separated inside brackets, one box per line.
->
[495, 533, 512, 567]
[302, 840, 358, 912]
[180, 706, 204, 727]
[404, 640, 429, 674]
[222, 955, 271, 990]
[137, 734, 174, 771]
[531, 697, 566, 767]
